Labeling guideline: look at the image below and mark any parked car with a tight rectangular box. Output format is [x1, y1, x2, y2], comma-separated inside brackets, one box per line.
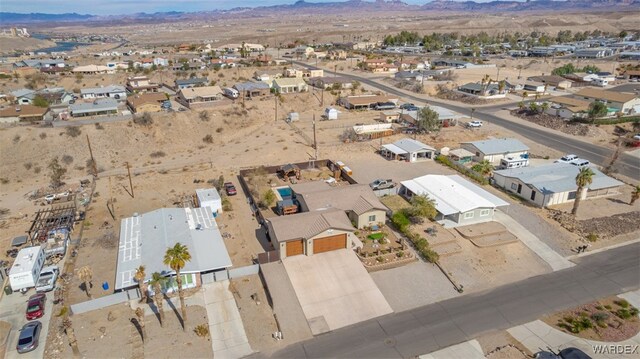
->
[36, 266, 59, 292]
[555, 154, 579, 163]
[374, 102, 396, 110]
[570, 159, 590, 167]
[534, 347, 592, 359]
[467, 120, 483, 128]
[16, 321, 42, 354]
[224, 182, 237, 196]
[25, 293, 46, 320]
[399, 103, 418, 111]
[369, 179, 395, 190]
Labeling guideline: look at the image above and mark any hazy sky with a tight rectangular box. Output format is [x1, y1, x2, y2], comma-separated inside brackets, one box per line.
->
[1, 0, 524, 15]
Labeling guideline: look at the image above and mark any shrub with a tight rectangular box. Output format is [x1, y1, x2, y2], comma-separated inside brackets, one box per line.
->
[0, 178, 9, 184]
[391, 211, 410, 233]
[65, 126, 82, 138]
[34, 166, 42, 174]
[396, 251, 404, 258]
[199, 111, 210, 121]
[604, 304, 612, 310]
[216, 127, 223, 133]
[586, 233, 598, 242]
[133, 113, 153, 126]
[435, 155, 488, 185]
[376, 256, 384, 263]
[13, 134, 21, 143]
[616, 308, 632, 319]
[203, 134, 213, 144]
[61, 155, 74, 165]
[39, 132, 47, 139]
[222, 197, 232, 211]
[591, 312, 609, 322]
[615, 299, 630, 308]
[24, 162, 33, 170]
[95, 123, 105, 130]
[149, 151, 166, 158]
[194, 324, 209, 337]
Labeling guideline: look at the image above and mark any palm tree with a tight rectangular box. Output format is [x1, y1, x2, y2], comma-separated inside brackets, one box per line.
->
[472, 159, 494, 175]
[134, 265, 147, 303]
[571, 167, 595, 216]
[77, 266, 93, 299]
[149, 272, 167, 327]
[135, 307, 146, 341]
[61, 317, 80, 356]
[164, 243, 192, 327]
[630, 185, 640, 206]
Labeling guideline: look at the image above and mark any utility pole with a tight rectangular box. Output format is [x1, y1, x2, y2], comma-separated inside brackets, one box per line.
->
[312, 114, 318, 159]
[321, 87, 324, 107]
[274, 95, 278, 122]
[86, 134, 97, 177]
[125, 162, 134, 198]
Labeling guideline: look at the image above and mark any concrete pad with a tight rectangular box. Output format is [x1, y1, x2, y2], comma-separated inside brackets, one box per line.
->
[201, 282, 253, 359]
[618, 289, 640, 308]
[283, 249, 393, 332]
[419, 339, 485, 359]
[494, 211, 574, 271]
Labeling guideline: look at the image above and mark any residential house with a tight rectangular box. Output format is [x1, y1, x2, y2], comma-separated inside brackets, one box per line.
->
[493, 163, 623, 207]
[565, 72, 599, 83]
[528, 47, 556, 57]
[0, 105, 49, 123]
[127, 93, 168, 113]
[253, 70, 282, 83]
[399, 106, 464, 127]
[291, 182, 389, 229]
[339, 94, 397, 110]
[175, 77, 208, 90]
[153, 57, 169, 67]
[574, 48, 614, 59]
[399, 174, 509, 226]
[72, 64, 113, 74]
[621, 70, 640, 80]
[308, 76, 353, 90]
[546, 96, 591, 119]
[10, 88, 36, 104]
[575, 88, 640, 114]
[115, 207, 232, 292]
[292, 46, 314, 59]
[37, 87, 74, 105]
[80, 85, 127, 100]
[327, 49, 347, 60]
[380, 138, 436, 162]
[14, 59, 65, 68]
[362, 59, 398, 73]
[523, 81, 546, 94]
[177, 86, 224, 108]
[126, 76, 160, 93]
[266, 208, 356, 259]
[461, 138, 529, 165]
[284, 68, 323, 78]
[233, 81, 271, 98]
[527, 75, 573, 90]
[379, 110, 400, 123]
[457, 82, 506, 98]
[272, 78, 308, 94]
[69, 98, 118, 117]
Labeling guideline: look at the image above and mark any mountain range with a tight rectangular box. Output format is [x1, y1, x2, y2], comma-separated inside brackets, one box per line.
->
[1, 0, 639, 24]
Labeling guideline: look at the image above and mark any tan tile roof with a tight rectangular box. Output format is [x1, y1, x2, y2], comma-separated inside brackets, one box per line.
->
[266, 208, 354, 244]
[293, 183, 388, 216]
[344, 94, 392, 106]
[179, 85, 223, 100]
[576, 88, 637, 103]
[0, 105, 48, 118]
[127, 92, 167, 109]
[549, 96, 592, 108]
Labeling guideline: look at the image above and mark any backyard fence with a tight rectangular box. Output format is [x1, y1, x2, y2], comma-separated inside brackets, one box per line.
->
[373, 187, 398, 197]
[70, 291, 132, 315]
[201, 264, 260, 284]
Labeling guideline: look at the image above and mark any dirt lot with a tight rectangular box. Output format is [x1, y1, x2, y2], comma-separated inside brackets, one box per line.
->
[45, 303, 212, 359]
[478, 330, 533, 359]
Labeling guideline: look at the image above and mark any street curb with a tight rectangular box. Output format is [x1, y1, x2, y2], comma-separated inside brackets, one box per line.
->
[566, 238, 640, 261]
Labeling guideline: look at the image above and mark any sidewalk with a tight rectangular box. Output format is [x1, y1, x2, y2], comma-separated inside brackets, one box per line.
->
[507, 290, 640, 359]
[494, 211, 574, 271]
[419, 339, 485, 359]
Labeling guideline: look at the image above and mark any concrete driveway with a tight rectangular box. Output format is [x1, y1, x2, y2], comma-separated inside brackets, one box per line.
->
[283, 249, 393, 335]
[1, 289, 53, 359]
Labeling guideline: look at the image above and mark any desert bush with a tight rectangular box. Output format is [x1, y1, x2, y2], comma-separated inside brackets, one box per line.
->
[591, 312, 609, 322]
[61, 155, 74, 165]
[199, 110, 210, 121]
[13, 134, 21, 143]
[216, 127, 223, 133]
[615, 299, 630, 308]
[39, 132, 47, 139]
[391, 211, 410, 233]
[0, 178, 9, 184]
[194, 324, 209, 337]
[586, 233, 598, 242]
[65, 126, 82, 138]
[133, 113, 153, 126]
[24, 162, 33, 170]
[34, 166, 42, 174]
[95, 123, 104, 130]
[149, 151, 166, 158]
[222, 197, 233, 212]
[202, 134, 213, 144]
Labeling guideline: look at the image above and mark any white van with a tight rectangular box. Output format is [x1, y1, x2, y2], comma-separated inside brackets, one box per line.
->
[499, 157, 529, 169]
[223, 87, 239, 99]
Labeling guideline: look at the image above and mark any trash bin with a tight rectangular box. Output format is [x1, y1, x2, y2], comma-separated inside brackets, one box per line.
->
[4, 285, 13, 295]
[102, 281, 109, 291]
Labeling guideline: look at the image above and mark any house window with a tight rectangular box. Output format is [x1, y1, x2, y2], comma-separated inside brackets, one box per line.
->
[464, 212, 474, 219]
[530, 191, 536, 201]
[480, 209, 490, 217]
[510, 183, 518, 191]
[568, 191, 577, 200]
[368, 215, 376, 222]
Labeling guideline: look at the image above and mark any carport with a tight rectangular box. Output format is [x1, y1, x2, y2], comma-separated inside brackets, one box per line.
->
[380, 143, 408, 161]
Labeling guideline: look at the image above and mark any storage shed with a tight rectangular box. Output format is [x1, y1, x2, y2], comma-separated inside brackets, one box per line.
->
[196, 188, 222, 214]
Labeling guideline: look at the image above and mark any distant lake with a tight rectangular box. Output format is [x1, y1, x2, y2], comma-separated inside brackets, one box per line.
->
[32, 33, 90, 53]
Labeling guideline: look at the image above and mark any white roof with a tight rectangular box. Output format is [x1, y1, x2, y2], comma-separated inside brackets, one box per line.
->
[401, 175, 509, 215]
[381, 143, 408, 155]
[9, 246, 43, 276]
[196, 188, 221, 203]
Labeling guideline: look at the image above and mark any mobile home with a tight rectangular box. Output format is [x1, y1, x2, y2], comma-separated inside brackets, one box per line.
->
[9, 246, 46, 291]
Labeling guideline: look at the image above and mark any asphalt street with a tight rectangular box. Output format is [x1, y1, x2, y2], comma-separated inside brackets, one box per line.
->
[296, 61, 639, 179]
[261, 242, 640, 358]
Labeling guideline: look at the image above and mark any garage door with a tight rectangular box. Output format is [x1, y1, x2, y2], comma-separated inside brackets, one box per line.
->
[314, 234, 347, 254]
[286, 239, 304, 257]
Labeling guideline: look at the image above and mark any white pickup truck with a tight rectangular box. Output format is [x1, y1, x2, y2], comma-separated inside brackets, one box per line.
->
[36, 266, 59, 292]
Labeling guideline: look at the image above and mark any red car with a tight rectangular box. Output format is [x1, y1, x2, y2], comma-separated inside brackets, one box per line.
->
[25, 293, 46, 320]
[224, 182, 237, 196]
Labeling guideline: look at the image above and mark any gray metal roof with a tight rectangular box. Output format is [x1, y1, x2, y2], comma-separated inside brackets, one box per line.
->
[11, 88, 35, 98]
[176, 77, 208, 86]
[115, 207, 232, 290]
[493, 163, 623, 194]
[70, 98, 118, 114]
[233, 81, 270, 92]
[80, 85, 126, 96]
[392, 138, 435, 153]
[464, 138, 529, 155]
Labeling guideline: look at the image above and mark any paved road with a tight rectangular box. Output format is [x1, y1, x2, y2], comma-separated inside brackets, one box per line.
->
[296, 61, 639, 179]
[260, 242, 640, 358]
